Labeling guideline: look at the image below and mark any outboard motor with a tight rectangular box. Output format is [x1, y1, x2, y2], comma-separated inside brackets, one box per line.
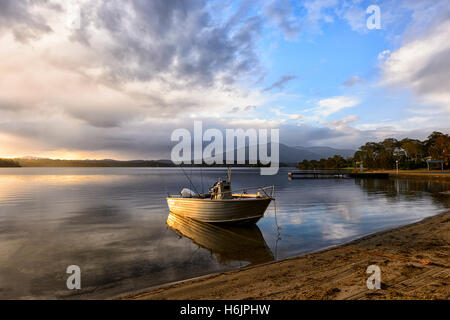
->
[180, 188, 197, 198]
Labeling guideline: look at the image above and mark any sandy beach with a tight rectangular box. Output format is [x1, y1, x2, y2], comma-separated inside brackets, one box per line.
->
[118, 210, 450, 300]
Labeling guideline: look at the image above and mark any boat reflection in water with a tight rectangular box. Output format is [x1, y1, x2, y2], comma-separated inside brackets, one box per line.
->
[166, 213, 274, 266]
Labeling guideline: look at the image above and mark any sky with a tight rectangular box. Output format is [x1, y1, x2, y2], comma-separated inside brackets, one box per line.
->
[0, 0, 449, 160]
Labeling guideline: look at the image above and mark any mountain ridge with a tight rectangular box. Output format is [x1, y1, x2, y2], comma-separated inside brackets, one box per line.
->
[3, 145, 356, 167]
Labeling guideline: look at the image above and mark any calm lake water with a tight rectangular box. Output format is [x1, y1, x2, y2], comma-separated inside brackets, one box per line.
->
[0, 167, 449, 299]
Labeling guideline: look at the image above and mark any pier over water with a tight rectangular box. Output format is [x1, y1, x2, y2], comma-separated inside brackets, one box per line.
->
[288, 170, 389, 179]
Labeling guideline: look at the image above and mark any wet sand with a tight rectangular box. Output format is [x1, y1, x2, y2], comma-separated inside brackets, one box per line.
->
[118, 210, 449, 300]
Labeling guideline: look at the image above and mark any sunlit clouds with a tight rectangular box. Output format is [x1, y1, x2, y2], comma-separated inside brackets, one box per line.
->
[380, 20, 450, 112]
[0, 0, 448, 159]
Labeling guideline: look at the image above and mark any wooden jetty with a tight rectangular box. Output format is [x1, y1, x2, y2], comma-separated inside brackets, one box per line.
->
[288, 170, 389, 179]
[347, 172, 389, 179]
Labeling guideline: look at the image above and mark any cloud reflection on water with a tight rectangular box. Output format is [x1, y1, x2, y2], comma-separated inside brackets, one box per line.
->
[0, 168, 449, 298]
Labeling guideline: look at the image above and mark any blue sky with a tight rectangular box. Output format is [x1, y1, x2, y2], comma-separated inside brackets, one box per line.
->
[242, 0, 447, 134]
[0, 0, 449, 159]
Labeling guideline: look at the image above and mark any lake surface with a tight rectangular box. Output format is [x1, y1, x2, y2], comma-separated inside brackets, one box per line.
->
[0, 167, 449, 299]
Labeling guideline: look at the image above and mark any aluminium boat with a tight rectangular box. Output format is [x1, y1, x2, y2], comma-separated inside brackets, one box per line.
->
[166, 169, 274, 224]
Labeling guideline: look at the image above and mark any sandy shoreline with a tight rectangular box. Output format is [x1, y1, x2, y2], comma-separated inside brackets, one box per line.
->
[117, 210, 450, 300]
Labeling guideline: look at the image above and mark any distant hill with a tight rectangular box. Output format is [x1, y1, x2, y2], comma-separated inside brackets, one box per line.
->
[1, 145, 356, 167]
[277, 144, 355, 165]
[5, 158, 173, 167]
[200, 143, 355, 166]
[295, 146, 356, 159]
[279, 144, 321, 163]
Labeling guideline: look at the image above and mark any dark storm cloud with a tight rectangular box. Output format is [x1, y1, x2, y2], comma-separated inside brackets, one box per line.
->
[263, 75, 296, 91]
[0, 99, 23, 111]
[278, 124, 448, 150]
[66, 108, 133, 128]
[342, 76, 365, 87]
[229, 105, 257, 113]
[279, 124, 355, 147]
[0, 1, 266, 133]
[0, 0, 59, 42]
[413, 48, 450, 96]
[72, 0, 262, 86]
[0, 116, 173, 158]
[263, 0, 302, 40]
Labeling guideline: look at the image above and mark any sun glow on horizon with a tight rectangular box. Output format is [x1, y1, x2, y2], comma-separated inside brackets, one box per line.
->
[1, 149, 129, 161]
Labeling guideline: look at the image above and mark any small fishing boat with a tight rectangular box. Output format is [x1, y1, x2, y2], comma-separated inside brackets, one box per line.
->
[166, 168, 274, 224]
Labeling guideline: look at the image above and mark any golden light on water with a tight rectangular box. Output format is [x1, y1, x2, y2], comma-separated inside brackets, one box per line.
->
[0, 174, 125, 202]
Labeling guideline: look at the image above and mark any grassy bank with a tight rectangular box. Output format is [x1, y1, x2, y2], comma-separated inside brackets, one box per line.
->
[117, 210, 450, 300]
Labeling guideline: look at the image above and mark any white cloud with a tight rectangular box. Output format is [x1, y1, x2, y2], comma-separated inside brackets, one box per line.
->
[303, 0, 338, 33]
[380, 20, 450, 112]
[321, 221, 358, 241]
[336, 2, 366, 33]
[356, 117, 433, 132]
[324, 115, 359, 129]
[263, 0, 339, 39]
[377, 50, 391, 61]
[314, 96, 360, 117]
[226, 118, 285, 127]
[287, 114, 303, 120]
[271, 108, 304, 121]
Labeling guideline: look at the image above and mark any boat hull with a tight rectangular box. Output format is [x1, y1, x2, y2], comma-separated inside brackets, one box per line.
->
[166, 197, 272, 224]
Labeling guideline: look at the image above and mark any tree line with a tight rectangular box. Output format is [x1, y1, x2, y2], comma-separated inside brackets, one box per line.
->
[0, 159, 21, 167]
[298, 131, 450, 170]
[0, 159, 173, 167]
